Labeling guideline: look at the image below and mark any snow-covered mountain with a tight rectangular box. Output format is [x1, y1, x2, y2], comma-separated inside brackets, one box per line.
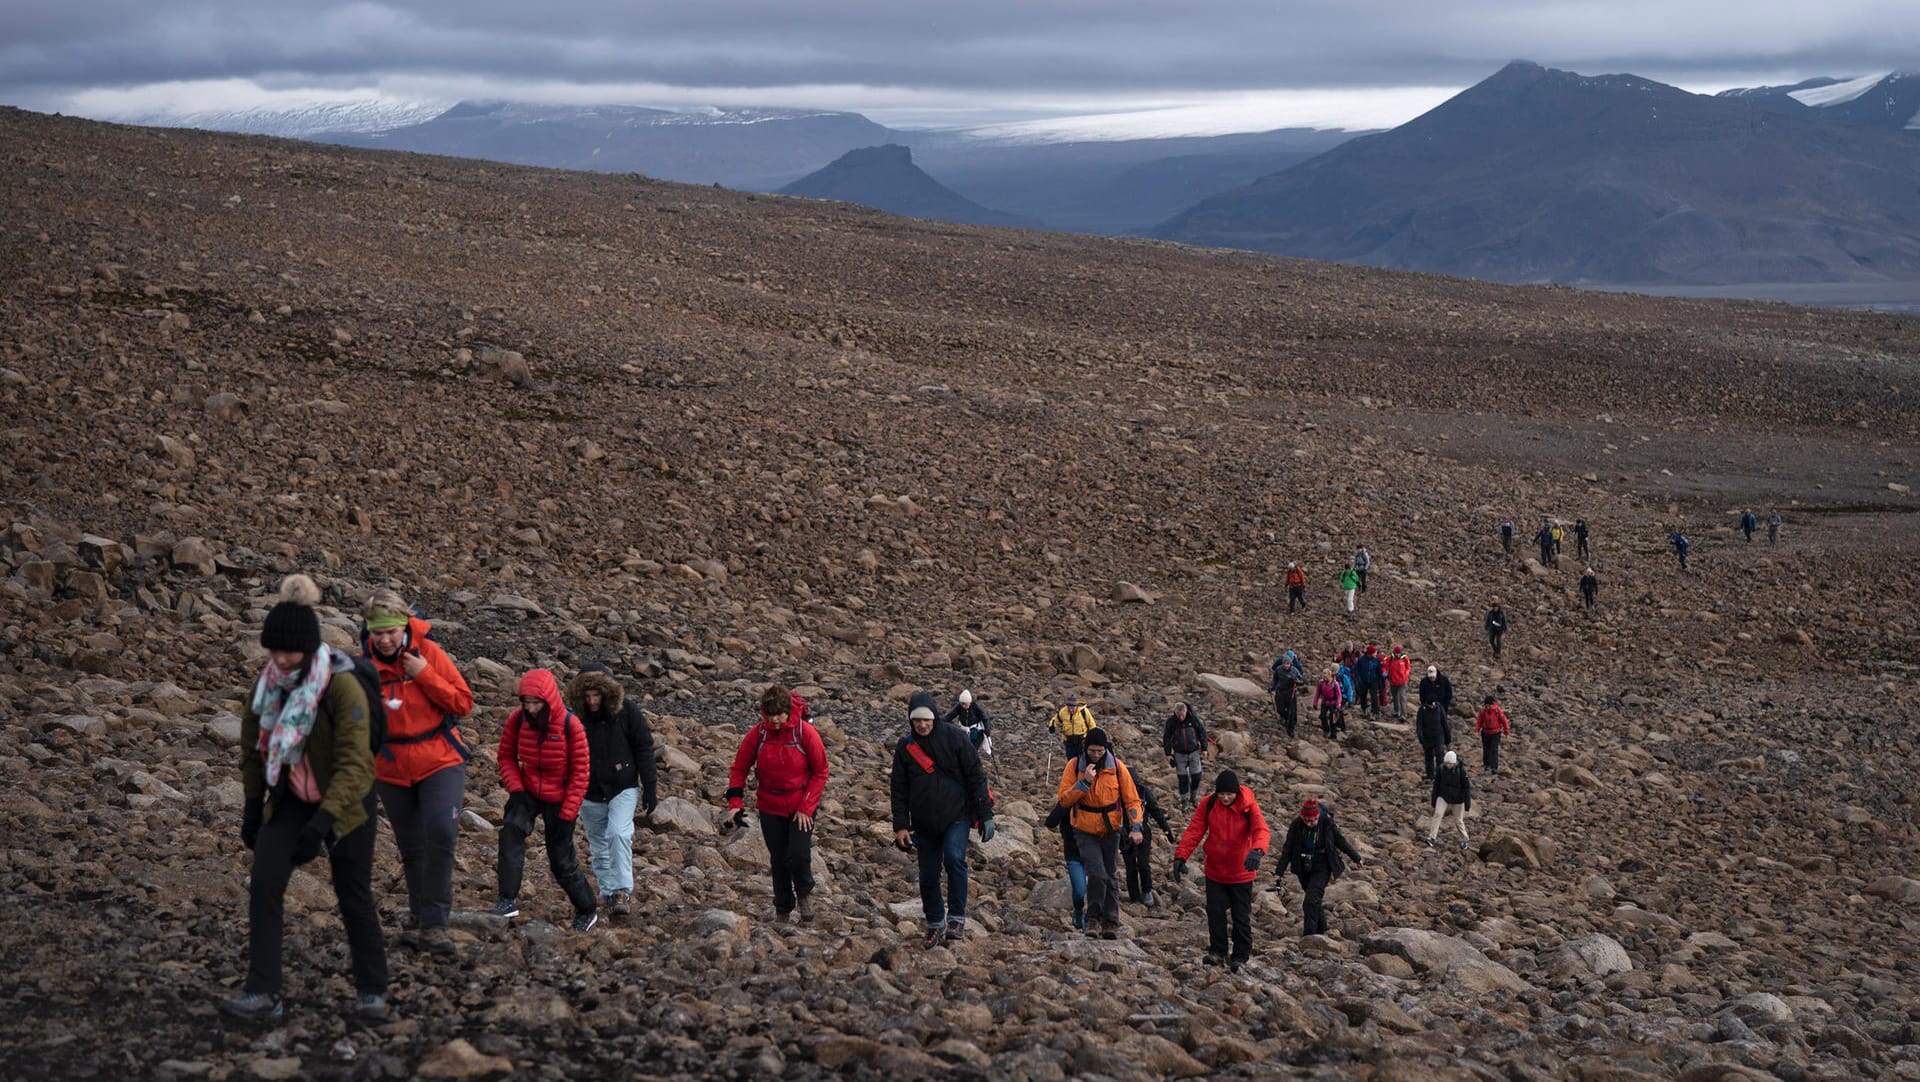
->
[1718, 72, 1920, 130]
[109, 98, 450, 138]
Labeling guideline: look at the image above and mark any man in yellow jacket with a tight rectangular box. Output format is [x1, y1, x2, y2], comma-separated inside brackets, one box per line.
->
[1055, 727, 1143, 938]
[1049, 692, 1096, 758]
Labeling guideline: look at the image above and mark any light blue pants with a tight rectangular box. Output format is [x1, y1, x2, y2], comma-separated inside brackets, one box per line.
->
[579, 787, 638, 897]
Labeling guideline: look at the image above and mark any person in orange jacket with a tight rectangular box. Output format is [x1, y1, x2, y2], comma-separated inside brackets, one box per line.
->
[493, 669, 597, 931]
[1171, 770, 1271, 972]
[1055, 727, 1143, 939]
[1475, 691, 1511, 774]
[361, 588, 473, 955]
[1284, 562, 1308, 613]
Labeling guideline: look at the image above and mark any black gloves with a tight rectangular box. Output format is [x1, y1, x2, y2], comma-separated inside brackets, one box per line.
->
[642, 793, 658, 817]
[1350, 854, 1364, 867]
[1171, 858, 1187, 881]
[1042, 804, 1067, 830]
[720, 808, 747, 833]
[979, 819, 997, 843]
[1162, 826, 1176, 845]
[291, 810, 335, 866]
[1243, 849, 1264, 873]
[241, 798, 262, 851]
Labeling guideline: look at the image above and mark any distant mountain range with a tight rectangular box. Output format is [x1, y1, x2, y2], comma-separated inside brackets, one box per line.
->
[779, 144, 1038, 228]
[1153, 61, 1920, 285]
[1719, 72, 1920, 131]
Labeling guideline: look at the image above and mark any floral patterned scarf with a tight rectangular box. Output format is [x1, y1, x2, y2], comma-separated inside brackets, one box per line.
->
[251, 643, 335, 787]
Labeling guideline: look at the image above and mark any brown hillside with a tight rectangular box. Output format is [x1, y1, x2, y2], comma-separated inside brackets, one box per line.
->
[2, 106, 1918, 1080]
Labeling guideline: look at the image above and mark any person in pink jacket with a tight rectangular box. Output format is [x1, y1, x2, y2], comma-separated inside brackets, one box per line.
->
[1314, 671, 1344, 739]
[493, 670, 597, 932]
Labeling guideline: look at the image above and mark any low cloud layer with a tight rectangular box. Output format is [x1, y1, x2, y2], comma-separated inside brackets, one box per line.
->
[5, 1, 1915, 125]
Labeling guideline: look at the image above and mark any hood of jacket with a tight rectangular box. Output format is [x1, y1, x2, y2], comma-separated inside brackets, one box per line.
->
[568, 669, 625, 719]
[514, 669, 567, 731]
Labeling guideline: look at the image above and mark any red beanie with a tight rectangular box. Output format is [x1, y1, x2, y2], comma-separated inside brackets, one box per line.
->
[1301, 798, 1321, 821]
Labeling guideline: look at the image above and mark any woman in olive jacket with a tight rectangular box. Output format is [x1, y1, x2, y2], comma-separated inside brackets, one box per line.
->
[224, 575, 386, 1024]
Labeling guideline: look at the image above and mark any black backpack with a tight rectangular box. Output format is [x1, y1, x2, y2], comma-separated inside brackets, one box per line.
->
[331, 653, 389, 755]
[1173, 717, 1201, 754]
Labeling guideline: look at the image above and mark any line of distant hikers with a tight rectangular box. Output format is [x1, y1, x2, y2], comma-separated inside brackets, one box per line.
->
[222, 573, 1512, 1023]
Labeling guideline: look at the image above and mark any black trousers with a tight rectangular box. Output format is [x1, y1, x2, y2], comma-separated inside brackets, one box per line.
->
[498, 801, 597, 915]
[1482, 732, 1501, 773]
[1489, 630, 1504, 657]
[1274, 690, 1297, 736]
[1297, 867, 1332, 935]
[1577, 538, 1590, 559]
[1422, 743, 1445, 779]
[1073, 829, 1122, 925]
[247, 794, 387, 997]
[1287, 586, 1305, 612]
[1121, 832, 1154, 901]
[759, 811, 816, 913]
[1062, 734, 1085, 760]
[1205, 879, 1253, 962]
[1355, 568, 1368, 592]
[1582, 585, 1597, 610]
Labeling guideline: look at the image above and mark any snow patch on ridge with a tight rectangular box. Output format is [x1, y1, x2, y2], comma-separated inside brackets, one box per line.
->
[1789, 73, 1889, 108]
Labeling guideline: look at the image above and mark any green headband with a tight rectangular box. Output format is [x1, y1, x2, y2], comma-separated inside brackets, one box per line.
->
[366, 612, 409, 631]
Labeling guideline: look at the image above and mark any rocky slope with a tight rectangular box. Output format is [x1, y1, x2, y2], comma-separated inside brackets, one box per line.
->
[1, 105, 1918, 1081]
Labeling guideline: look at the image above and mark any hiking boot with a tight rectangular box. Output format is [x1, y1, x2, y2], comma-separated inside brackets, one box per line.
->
[922, 926, 946, 950]
[1099, 921, 1119, 941]
[795, 895, 815, 923]
[218, 992, 283, 1024]
[608, 890, 631, 916]
[1071, 909, 1086, 931]
[945, 921, 966, 944]
[1424, 836, 1436, 848]
[1458, 840, 1470, 851]
[1228, 960, 1245, 975]
[354, 992, 389, 1022]
[419, 926, 456, 956]
[1202, 952, 1225, 967]
[1142, 890, 1158, 909]
[570, 911, 598, 933]
[773, 909, 793, 925]
[490, 898, 519, 920]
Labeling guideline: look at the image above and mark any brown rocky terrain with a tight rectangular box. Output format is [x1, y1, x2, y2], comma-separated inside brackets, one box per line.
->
[2, 104, 1919, 1081]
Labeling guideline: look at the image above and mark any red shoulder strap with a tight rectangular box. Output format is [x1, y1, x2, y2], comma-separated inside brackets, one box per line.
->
[906, 739, 936, 774]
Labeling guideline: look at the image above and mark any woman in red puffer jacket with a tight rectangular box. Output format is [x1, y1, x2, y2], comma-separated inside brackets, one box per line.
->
[724, 684, 829, 923]
[494, 669, 597, 931]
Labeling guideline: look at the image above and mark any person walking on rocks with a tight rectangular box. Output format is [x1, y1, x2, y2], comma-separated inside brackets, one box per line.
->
[1119, 755, 1174, 910]
[724, 685, 829, 924]
[1498, 516, 1516, 555]
[1741, 508, 1758, 543]
[1416, 666, 1454, 779]
[940, 689, 992, 758]
[494, 670, 597, 932]
[1385, 644, 1412, 720]
[1767, 508, 1782, 543]
[1536, 519, 1556, 567]
[1475, 692, 1510, 775]
[223, 575, 388, 1024]
[891, 692, 995, 948]
[1049, 692, 1096, 760]
[1269, 652, 1305, 738]
[1580, 567, 1600, 611]
[1333, 659, 1356, 733]
[1670, 529, 1691, 571]
[1338, 565, 1360, 618]
[1055, 727, 1144, 939]
[568, 663, 657, 918]
[1485, 602, 1508, 660]
[1171, 770, 1270, 973]
[1550, 520, 1566, 561]
[1356, 644, 1385, 717]
[1274, 798, 1363, 938]
[1314, 668, 1344, 739]
[1352, 546, 1372, 592]
[1162, 702, 1209, 810]
[361, 588, 473, 955]
[1426, 750, 1472, 849]
[1574, 518, 1591, 561]
[1285, 561, 1308, 612]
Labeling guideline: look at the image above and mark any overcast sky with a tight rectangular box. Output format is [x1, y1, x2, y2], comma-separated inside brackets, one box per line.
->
[5, 1, 1916, 133]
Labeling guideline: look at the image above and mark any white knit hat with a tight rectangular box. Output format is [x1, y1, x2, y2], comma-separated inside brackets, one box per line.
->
[1444, 750, 1458, 766]
[959, 689, 973, 706]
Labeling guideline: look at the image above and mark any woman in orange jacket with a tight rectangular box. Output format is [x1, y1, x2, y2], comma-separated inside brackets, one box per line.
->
[361, 588, 473, 954]
[1055, 727, 1143, 939]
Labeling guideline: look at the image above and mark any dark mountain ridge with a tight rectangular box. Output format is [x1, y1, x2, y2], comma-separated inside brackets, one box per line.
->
[778, 144, 1039, 229]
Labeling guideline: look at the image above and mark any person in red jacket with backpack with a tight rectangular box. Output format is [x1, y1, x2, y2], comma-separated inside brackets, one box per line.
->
[724, 685, 829, 924]
[1475, 691, 1511, 774]
[493, 670, 597, 932]
[1171, 770, 1271, 973]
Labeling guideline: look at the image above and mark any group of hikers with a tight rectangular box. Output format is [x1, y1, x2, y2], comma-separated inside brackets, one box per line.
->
[226, 561, 1527, 1024]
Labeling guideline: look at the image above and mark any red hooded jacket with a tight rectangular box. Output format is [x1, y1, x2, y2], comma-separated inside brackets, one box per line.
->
[1385, 652, 1412, 687]
[498, 669, 590, 821]
[726, 695, 828, 818]
[1175, 785, 1272, 885]
[1475, 703, 1511, 735]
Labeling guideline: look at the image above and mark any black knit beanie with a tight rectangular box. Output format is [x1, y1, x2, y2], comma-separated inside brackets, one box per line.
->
[1214, 769, 1241, 796]
[261, 574, 322, 653]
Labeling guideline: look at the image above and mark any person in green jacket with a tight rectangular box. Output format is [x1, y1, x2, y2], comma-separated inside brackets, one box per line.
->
[222, 575, 388, 1024]
[1338, 567, 1360, 619]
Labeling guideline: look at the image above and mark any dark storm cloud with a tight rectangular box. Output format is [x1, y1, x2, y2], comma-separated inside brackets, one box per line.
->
[3, 1, 1915, 102]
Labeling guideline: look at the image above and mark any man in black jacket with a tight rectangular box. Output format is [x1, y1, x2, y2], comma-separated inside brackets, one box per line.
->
[891, 691, 995, 948]
[1161, 702, 1208, 811]
[1484, 604, 1507, 659]
[1427, 750, 1472, 850]
[568, 664, 658, 917]
[1274, 798, 1363, 937]
[1416, 665, 1454, 779]
[1268, 652, 1304, 738]
[1119, 752, 1175, 909]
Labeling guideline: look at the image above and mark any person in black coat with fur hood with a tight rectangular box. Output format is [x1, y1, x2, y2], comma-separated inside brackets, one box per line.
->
[567, 663, 657, 917]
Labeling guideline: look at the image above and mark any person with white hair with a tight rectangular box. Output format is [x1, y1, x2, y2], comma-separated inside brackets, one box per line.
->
[940, 689, 992, 758]
[1427, 750, 1472, 850]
